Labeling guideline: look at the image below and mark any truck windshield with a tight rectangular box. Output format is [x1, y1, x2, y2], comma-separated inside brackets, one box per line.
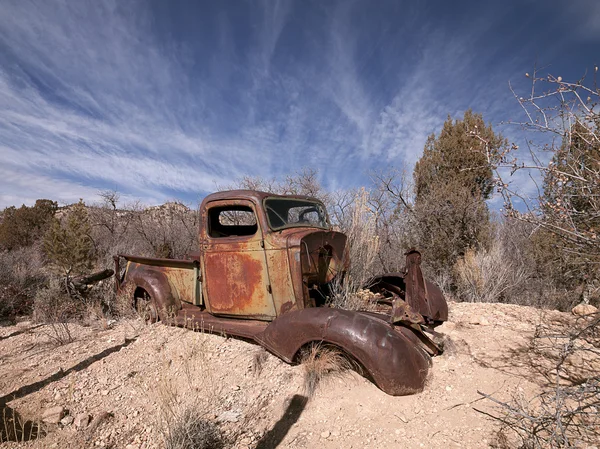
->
[264, 198, 329, 231]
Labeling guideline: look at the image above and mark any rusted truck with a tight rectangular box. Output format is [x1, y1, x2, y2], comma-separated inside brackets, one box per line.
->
[114, 190, 448, 396]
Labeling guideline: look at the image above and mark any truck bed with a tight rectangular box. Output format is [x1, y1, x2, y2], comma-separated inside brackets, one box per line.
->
[120, 254, 202, 306]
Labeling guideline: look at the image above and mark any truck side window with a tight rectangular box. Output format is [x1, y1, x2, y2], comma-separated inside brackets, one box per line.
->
[208, 206, 258, 238]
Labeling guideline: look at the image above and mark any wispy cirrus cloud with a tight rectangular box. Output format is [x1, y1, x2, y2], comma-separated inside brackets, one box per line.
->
[0, 0, 597, 208]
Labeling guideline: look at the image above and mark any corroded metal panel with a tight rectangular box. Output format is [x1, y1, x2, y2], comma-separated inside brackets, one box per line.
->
[264, 247, 298, 315]
[117, 255, 199, 307]
[162, 266, 197, 305]
[255, 307, 433, 396]
[203, 248, 275, 318]
[201, 199, 276, 320]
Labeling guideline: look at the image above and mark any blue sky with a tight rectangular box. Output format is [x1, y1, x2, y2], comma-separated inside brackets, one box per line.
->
[1, 0, 598, 208]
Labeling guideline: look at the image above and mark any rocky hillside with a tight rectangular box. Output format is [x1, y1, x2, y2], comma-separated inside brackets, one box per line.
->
[0, 302, 596, 448]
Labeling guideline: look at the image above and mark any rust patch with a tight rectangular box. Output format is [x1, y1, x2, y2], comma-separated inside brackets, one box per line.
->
[204, 251, 275, 318]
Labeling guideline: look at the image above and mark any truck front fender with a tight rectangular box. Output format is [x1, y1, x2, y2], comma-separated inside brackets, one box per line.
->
[255, 308, 432, 396]
[122, 264, 181, 319]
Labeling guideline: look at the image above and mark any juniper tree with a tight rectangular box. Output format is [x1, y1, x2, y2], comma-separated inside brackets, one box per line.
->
[413, 110, 507, 277]
[0, 199, 57, 250]
[43, 199, 94, 277]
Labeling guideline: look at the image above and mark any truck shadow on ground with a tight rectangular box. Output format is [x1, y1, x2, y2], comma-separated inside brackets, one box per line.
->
[254, 394, 308, 449]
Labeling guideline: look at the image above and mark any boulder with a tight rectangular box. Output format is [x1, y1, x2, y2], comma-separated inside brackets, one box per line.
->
[74, 413, 91, 429]
[572, 304, 598, 316]
[42, 406, 65, 424]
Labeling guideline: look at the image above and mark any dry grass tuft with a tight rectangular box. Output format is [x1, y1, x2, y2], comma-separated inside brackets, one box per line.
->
[163, 406, 224, 449]
[300, 342, 356, 398]
[454, 243, 528, 304]
[0, 405, 43, 443]
[328, 189, 380, 310]
[152, 334, 227, 449]
[252, 349, 269, 376]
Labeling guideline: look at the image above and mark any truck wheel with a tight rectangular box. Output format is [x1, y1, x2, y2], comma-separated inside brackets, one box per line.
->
[134, 288, 159, 324]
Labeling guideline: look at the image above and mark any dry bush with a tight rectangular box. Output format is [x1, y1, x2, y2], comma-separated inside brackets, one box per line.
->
[32, 278, 79, 345]
[89, 190, 199, 268]
[89, 191, 149, 267]
[488, 68, 600, 310]
[481, 313, 600, 448]
[328, 189, 380, 310]
[364, 169, 419, 273]
[131, 202, 199, 259]
[0, 246, 48, 320]
[299, 342, 356, 398]
[81, 277, 139, 323]
[454, 242, 529, 303]
[0, 405, 43, 443]
[162, 406, 224, 449]
[110, 282, 137, 318]
[221, 167, 330, 204]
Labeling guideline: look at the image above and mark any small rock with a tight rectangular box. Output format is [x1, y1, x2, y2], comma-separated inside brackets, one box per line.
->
[471, 316, 489, 326]
[439, 321, 456, 332]
[216, 410, 241, 423]
[61, 415, 74, 426]
[572, 304, 598, 316]
[74, 413, 91, 429]
[445, 385, 453, 391]
[320, 430, 331, 439]
[15, 318, 32, 326]
[101, 389, 110, 396]
[42, 406, 65, 424]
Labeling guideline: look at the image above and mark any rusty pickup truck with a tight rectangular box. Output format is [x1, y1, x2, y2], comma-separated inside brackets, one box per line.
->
[114, 190, 448, 396]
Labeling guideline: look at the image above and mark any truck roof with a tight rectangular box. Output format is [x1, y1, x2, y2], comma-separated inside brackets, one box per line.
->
[201, 190, 322, 206]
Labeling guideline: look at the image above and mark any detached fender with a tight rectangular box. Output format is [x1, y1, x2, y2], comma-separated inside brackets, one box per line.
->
[122, 264, 181, 319]
[255, 308, 432, 396]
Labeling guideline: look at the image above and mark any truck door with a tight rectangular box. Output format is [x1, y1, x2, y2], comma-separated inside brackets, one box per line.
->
[200, 200, 276, 320]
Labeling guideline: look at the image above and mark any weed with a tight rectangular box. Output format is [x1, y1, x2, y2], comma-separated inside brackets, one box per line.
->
[33, 278, 77, 345]
[252, 349, 269, 376]
[163, 406, 224, 449]
[1, 405, 43, 442]
[299, 342, 356, 398]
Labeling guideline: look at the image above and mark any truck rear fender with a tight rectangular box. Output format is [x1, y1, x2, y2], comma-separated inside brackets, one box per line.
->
[123, 264, 181, 319]
[255, 308, 432, 396]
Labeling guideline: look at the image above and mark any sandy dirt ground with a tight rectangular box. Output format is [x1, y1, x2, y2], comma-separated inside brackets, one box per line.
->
[0, 302, 581, 448]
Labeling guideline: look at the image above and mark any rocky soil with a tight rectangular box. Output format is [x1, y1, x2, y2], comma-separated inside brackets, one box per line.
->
[0, 302, 590, 448]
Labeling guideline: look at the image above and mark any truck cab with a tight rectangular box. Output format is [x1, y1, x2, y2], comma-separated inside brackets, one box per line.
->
[198, 190, 346, 320]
